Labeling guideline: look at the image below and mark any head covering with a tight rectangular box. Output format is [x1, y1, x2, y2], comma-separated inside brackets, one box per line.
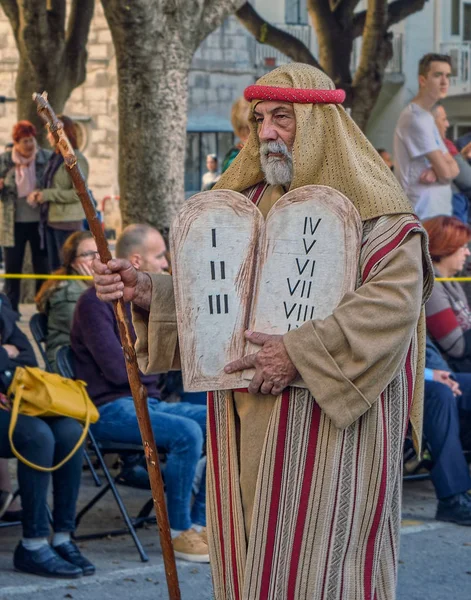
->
[215, 63, 413, 221]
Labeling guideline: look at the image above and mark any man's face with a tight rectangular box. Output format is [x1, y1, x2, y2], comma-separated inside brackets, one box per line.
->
[254, 101, 296, 186]
[419, 61, 451, 101]
[132, 230, 169, 274]
[434, 105, 449, 140]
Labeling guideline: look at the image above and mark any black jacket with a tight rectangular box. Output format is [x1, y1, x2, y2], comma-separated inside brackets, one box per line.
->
[0, 294, 37, 392]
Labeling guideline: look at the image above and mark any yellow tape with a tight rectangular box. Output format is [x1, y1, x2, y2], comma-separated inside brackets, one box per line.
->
[435, 277, 471, 282]
[0, 274, 92, 280]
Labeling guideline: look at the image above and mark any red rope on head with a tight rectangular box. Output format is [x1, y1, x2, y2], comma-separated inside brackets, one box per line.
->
[244, 84, 346, 105]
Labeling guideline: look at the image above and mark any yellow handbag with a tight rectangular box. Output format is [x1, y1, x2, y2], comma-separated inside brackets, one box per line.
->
[7, 366, 99, 473]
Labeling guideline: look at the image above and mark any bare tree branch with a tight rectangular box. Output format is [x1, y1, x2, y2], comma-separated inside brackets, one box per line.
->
[352, 0, 428, 38]
[65, 0, 95, 86]
[236, 2, 323, 70]
[197, 0, 245, 47]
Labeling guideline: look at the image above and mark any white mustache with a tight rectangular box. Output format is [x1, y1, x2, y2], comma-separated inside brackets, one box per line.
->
[260, 141, 290, 159]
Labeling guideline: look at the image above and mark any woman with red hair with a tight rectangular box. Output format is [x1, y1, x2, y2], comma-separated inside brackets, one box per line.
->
[0, 121, 51, 311]
[27, 115, 88, 273]
[424, 215, 471, 371]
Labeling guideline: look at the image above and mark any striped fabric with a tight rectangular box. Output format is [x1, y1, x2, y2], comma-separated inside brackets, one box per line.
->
[206, 200, 431, 600]
[426, 275, 471, 358]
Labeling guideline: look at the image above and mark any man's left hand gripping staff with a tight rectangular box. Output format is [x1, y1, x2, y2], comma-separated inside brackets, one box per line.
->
[224, 330, 298, 395]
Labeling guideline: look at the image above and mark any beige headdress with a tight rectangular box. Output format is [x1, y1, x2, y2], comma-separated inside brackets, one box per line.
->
[215, 63, 413, 221]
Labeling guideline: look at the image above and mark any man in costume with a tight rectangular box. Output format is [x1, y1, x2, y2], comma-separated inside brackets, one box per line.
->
[93, 64, 433, 599]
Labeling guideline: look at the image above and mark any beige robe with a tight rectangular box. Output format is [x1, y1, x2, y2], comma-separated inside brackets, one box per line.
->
[133, 184, 425, 543]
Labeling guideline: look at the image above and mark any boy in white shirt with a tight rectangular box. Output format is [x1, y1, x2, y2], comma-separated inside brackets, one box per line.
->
[394, 53, 459, 220]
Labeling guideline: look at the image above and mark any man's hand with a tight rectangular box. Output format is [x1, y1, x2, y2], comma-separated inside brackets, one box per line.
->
[3, 344, 19, 359]
[224, 330, 298, 395]
[419, 168, 438, 184]
[433, 369, 462, 396]
[92, 258, 152, 310]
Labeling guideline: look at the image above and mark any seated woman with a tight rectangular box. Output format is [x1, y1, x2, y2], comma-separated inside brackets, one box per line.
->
[0, 293, 94, 578]
[36, 231, 97, 372]
[424, 216, 471, 371]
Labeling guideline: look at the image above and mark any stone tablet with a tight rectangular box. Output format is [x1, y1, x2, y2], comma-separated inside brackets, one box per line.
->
[170, 185, 362, 392]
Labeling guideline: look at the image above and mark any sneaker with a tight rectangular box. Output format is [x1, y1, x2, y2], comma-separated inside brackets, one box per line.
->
[54, 541, 96, 576]
[436, 492, 471, 526]
[13, 542, 82, 578]
[197, 527, 208, 545]
[172, 528, 210, 563]
[0, 490, 13, 520]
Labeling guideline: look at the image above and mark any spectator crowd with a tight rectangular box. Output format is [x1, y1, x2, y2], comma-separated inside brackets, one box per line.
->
[0, 52, 470, 584]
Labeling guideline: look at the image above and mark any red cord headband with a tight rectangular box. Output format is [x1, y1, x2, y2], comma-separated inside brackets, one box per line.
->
[244, 84, 346, 104]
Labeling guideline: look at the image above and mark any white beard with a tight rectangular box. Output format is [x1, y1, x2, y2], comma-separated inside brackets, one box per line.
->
[260, 141, 293, 186]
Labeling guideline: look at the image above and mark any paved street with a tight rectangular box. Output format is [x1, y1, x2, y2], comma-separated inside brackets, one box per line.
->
[0, 305, 470, 600]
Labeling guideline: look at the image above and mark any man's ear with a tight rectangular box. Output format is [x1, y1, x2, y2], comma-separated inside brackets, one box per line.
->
[129, 252, 142, 270]
[418, 74, 426, 88]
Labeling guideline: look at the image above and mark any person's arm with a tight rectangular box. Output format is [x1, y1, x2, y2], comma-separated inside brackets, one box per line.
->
[425, 150, 460, 183]
[40, 154, 89, 205]
[132, 273, 180, 374]
[452, 154, 471, 195]
[282, 233, 424, 430]
[0, 323, 37, 372]
[75, 294, 132, 385]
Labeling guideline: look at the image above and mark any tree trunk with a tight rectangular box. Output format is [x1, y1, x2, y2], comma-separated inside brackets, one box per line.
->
[115, 45, 191, 230]
[16, 59, 70, 145]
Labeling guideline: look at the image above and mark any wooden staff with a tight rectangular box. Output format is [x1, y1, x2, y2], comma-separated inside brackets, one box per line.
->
[33, 92, 181, 600]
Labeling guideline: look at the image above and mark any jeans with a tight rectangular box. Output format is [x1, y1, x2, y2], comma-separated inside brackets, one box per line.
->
[92, 397, 207, 530]
[423, 373, 471, 499]
[3, 222, 49, 312]
[0, 411, 84, 538]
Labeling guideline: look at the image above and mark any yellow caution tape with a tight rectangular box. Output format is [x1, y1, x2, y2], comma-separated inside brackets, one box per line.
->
[0, 274, 92, 280]
[435, 277, 471, 282]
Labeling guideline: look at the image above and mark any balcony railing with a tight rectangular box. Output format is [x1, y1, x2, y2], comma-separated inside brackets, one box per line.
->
[440, 42, 471, 95]
[255, 24, 311, 69]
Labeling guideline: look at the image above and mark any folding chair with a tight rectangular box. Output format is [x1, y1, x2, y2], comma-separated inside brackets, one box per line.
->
[29, 312, 53, 373]
[56, 345, 156, 562]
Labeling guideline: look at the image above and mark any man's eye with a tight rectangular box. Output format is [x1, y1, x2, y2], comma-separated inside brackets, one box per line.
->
[255, 117, 263, 124]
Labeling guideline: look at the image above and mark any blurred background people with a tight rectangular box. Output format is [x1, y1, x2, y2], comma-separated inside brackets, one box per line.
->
[394, 54, 458, 220]
[221, 96, 251, 173]
[376, 148, 394, 171]
[0, 121, 51, 312]
[201, 154, 219, 191]
[433, 104, 471, 223]
[424, 216, 471, 372]
[35, 231, 97, 371]
[28, 115, 88, 273]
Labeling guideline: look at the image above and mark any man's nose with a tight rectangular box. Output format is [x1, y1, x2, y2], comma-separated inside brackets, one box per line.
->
[258, 120, 278, 142]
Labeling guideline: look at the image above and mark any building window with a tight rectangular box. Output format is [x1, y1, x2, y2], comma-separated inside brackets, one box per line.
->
[464, 4, 471, 41]
[285, 0, 308, 25]
[185, 131, 234, 196]
[451, 0, 461, 35]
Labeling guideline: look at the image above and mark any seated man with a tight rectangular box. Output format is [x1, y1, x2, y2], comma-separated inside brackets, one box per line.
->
[424, 337, 471, 525]
[71, 224, 208, 563]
